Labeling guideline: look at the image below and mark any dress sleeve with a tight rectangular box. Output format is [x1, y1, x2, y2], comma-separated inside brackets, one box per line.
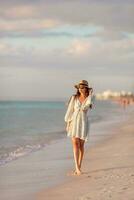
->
[64, 95, 75, 123]
[82, 95, 94, 111]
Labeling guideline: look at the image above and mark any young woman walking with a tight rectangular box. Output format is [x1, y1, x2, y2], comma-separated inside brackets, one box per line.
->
[64, 80, 93, 175]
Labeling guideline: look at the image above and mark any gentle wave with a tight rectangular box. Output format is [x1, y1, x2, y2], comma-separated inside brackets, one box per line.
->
[0, 130, 65, 166]
[0, 144, 44, 166]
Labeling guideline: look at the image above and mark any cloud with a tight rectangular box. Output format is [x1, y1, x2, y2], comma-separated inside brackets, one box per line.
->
[0, 0, 133, 99]
[0, 6, 103, 39]
[40, 2, 133, 34]
[1, 5, 38, 19]
[0, 19, 60, 32]
[0, 42, 21, 56]
[66, 39, 91, 55]
[0, 35, 133, 61]
[60, 36, 134, 59]
[0, 1, 133, 38]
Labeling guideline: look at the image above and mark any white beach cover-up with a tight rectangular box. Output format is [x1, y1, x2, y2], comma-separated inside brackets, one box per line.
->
[64, 95, 93, 142]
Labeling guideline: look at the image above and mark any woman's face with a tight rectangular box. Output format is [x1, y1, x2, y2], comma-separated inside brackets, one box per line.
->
[78, 84, 87, 94]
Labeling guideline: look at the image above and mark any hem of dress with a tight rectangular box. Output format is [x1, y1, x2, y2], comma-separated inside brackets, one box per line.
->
[67, 134, 88, 142]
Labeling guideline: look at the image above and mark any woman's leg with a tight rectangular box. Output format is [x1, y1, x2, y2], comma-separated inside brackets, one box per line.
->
[79, 139, 85, 170]
[71, 137, 81, 175]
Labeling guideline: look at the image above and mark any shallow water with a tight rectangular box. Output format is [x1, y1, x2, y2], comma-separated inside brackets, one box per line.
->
[0, 99, 131, 165]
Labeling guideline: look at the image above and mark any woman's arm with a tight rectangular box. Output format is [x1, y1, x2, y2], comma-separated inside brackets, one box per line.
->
[64, 95, 75, 123]
[82, 94, 95, 111]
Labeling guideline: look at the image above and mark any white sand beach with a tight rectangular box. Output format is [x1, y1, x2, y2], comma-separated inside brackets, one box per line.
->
[36, 115, 134, 200]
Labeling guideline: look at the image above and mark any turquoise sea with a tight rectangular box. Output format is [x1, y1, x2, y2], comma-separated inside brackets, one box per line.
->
[0, 99, 129, 166]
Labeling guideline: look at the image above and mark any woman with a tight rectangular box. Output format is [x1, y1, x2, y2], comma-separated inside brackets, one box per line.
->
[64, 80, 93, 175]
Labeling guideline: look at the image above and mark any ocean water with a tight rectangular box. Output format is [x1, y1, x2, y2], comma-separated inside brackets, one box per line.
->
[0, 99, 129, 166]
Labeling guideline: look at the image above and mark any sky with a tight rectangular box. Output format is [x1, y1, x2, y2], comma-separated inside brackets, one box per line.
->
[0, 0, 134, 100]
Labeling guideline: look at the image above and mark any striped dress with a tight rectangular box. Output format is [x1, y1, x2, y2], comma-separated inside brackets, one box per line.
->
[64, 95, 93, 142]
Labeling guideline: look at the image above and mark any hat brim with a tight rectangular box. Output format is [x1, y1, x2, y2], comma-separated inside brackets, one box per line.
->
[74, 84, 92, 89]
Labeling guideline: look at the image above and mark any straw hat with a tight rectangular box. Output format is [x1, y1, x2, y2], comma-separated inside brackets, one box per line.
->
[74, 80, 91, 89]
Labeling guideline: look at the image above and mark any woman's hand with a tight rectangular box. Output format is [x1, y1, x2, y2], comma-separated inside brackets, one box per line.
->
[83, 109, 88, 114]
[90, 104, 92, 109]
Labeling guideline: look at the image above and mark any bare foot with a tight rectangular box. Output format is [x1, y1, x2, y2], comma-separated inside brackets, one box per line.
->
[67, 168, 83, 176]
[73, 169, 82, 175]
[67, 170, 76, 176]
[76, 169, 82, 175]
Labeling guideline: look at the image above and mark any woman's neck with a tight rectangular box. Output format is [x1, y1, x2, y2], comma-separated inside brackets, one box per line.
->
[80, 93, 86, 98]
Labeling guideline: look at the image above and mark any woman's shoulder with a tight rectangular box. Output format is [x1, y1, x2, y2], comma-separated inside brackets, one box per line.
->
[67, 94, 76, 105]
[70, 94, 76, 99]
[72, 94, 76, 98]
[72, 94, 78, 101]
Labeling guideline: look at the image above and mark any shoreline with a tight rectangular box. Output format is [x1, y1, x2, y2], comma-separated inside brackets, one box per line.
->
[0, 105, 133, 200]
[36, 114, 134, 200]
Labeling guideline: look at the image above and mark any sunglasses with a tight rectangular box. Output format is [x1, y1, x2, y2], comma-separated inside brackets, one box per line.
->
[79, 85, 86, 89]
